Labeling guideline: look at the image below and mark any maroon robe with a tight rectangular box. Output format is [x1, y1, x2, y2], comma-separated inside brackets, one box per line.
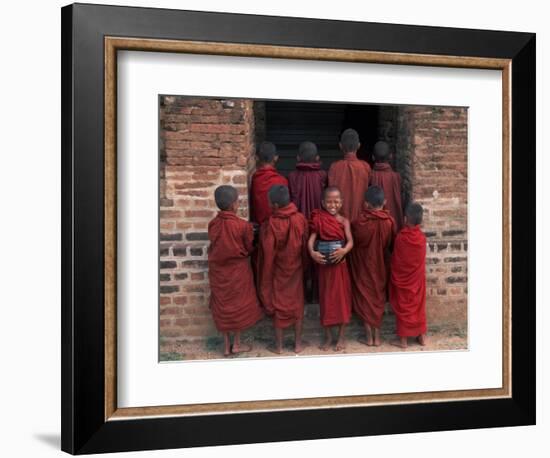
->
[390, 225, 427, 337]
[257, 203, 309, 328]
[288, 162, 328, 220]
[328, 153, 371, 222]
[250, 165, 288, 224]
[349, 209, 395, 328]
[370, 162, 404, 232]
[309, 209, 352, 326]
[207, 211, 263, 332]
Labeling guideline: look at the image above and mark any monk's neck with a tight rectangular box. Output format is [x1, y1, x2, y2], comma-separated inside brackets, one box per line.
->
[257, 163, 276, 170]
[343, 152, 358, 160]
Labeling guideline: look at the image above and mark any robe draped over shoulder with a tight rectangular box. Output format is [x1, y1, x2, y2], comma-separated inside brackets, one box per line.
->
[288, 162, 328, 220]
[250, 165, 288, 224]
[369, 162, 404, 232]
[389, 225, 427, 337]
[309, 209, 352, 326]
[328, 153, 371, 222]
[257, 203, 309, 328]
[207, 211, 263, 332]
[349, 209, 395, 328]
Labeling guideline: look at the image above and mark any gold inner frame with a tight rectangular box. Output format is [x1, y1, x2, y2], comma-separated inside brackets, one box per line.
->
[104, 37, 512, 421]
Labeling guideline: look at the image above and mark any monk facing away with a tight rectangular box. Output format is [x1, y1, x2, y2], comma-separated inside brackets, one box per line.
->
[288, 141, 328, 302]
[370, 141, 404, 232]
[250, 141, 288, 225]
[288, 141, 328, 220]
[390, 202, 428, 349]
[308, 187, 353, 351]
[257, 185, 309, 354]
[328, 128, 371, 223]
[207, 185, 263, 357]
[349, 186, 395, 347]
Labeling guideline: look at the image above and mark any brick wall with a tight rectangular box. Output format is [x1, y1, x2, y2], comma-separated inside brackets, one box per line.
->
[399, 106, 468, 332]
[159, 97, 256, 344]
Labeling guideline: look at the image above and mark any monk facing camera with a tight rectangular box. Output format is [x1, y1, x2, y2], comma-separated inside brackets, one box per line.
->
[308, 187, 353, 352]
[207, 185, 263, 357]
[350, 185, 395, 347]
[389, 202, 428, 349]
[257, 184, 309, 355]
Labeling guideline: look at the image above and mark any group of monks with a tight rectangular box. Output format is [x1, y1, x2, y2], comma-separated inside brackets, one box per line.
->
[207, 128, 427, 356]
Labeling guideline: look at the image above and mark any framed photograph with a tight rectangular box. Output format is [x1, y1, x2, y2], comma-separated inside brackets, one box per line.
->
[61, 3, 536, 454]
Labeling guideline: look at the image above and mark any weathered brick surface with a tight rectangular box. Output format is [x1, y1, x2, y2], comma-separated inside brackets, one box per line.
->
[159, 100, 468, 346]
[159, 96, 256, 344]
[397, 106, 468, 330]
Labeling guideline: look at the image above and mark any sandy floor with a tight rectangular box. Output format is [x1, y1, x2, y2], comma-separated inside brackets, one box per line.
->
[160, 312, 467, 361]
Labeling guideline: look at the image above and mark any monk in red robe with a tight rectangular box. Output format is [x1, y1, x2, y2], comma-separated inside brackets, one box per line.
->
[257, 184, 309, 354]
[250, 141, 288, 225]
[349, 186, 395, 347]
[308, 187, 353, 351]
[208, 185, 263, 356]
[328, 128, 371, 223]
[288, 141, 327, 219]
[390, 202, 428, 348]
[288, 141, 327, 302]
[370, 141, 404, 232]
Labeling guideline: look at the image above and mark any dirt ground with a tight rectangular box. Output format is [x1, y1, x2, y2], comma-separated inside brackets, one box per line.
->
[160, 309, 467, 361]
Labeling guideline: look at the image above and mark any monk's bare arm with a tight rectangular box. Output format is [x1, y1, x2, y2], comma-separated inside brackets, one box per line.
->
[330, 218, 353, 263]
[308, 232, 326, 265]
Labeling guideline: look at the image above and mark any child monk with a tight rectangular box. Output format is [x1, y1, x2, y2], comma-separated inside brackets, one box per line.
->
[308, 187, 353, 351]
[349, 186, 395, 347]
[389, 202, 428, 349]
[207, 185, 263, 357]
[288, 141, 327, 302]
[250, 141, 288, 225]
[328, 128, 371, 223]
[257, 184, 309, 354]
[288, 141, 328, 219]
[369, 141, 404, 232]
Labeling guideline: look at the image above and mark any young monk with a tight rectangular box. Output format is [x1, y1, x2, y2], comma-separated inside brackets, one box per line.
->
[250, 141, 288, 225]
[288, 141, 327, 302]
[207, 185, 263, 357]
[308, 187, 353, 351]
[328, 128, 371, 223]
[369, 141, 404, 232]
[389, 202, 428, 349]
[257, 185, 309, 354]
[349, 186, 395, 347]
[288, 141, 328, 220]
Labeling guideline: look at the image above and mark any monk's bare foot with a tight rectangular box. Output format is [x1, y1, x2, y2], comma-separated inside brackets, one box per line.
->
[416, 334, 428, 346]
[267, 345, 283, 355]
[373, 336, 382, 347]
[319, 336, 333, 351]
[232, 343, 252, 354]
[223, 348, 232, 357]
[335, 339, 346, 351]
[358, 336, 374, 347]
[390, 338, 408, 349]
[294, 342, 307, 354]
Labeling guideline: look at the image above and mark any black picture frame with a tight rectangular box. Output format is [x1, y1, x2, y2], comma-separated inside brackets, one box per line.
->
[61, 3, 535, 454]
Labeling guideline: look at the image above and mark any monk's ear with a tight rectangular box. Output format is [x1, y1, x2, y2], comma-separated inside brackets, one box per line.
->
[297, 155, 302, 162]
[383, 198, 387, 207]
[273, 155, 279, 163]
[315, 155, 320, 162]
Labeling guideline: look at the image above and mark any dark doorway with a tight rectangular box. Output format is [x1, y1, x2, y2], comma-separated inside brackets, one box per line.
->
[261, 101, 380, 176]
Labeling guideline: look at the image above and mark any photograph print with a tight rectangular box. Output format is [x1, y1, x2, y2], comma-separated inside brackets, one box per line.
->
[158, 96, 468, 361]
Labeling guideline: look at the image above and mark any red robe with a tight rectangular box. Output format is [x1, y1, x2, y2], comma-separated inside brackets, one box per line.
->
[250, 165, 289, 224]
[207, 211, 263, 332]
[288, 162, 328, 220]
[328, 153, 371, 222]
[309, 209, 352, 326]
[369, 162, 404, 232]
[349, 209, 395, 328]
[257, 203, 309, 328]
[390, 225, 427, 337]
